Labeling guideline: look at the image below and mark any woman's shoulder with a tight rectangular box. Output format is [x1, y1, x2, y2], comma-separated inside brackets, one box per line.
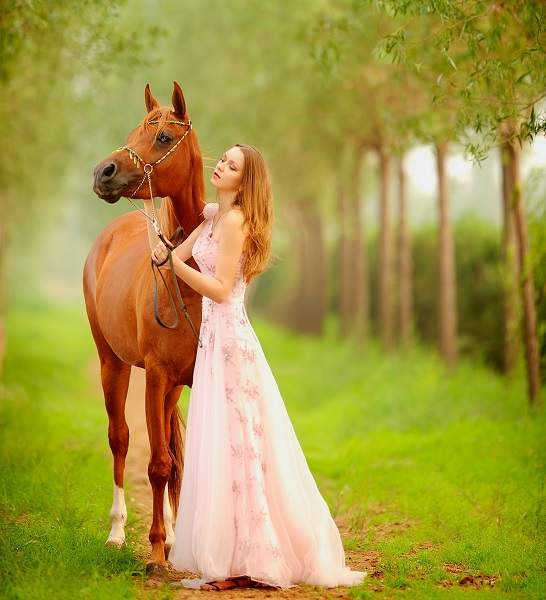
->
[225, 207, 248, 237]
[202, 202, 246, 228]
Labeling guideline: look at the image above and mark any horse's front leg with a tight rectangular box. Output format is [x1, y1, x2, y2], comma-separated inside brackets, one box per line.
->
[101, 357, 132, 546]
[144, 367, 173, 571]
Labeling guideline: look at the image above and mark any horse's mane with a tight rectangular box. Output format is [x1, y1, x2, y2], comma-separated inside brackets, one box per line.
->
[158, 196, 180, 241]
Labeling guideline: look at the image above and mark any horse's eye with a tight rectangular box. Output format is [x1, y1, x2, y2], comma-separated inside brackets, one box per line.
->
[158, 132, 171, 144]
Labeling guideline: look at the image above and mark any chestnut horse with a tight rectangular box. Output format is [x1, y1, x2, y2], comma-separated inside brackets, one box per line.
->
[83, 81, 205, 572]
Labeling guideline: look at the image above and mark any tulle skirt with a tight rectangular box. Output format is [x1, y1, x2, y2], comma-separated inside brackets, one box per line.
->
[168, 301, 367, 589]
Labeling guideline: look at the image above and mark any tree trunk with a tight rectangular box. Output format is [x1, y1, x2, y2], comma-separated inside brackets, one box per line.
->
[348, 144, 369, 340]
[295, 198, 326, 334]
[378, 147, 395, 349]
[0, 220, 7, 376]
[505, 138, 542, 405]
[337, 171, 352, 337]
[435, 141, 458, 367]
[500, 143, 520, 375]
[397, 155, 414, 347]
[280, 201, 326, 334]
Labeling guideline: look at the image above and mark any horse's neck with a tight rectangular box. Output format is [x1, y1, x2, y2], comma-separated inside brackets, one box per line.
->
[168, 169, 205, 234]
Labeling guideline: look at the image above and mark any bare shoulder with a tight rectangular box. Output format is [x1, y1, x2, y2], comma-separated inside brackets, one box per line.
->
[224, 208, 249, 236]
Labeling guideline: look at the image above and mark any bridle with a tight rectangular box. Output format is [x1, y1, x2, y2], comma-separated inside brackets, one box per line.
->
[114, 117, 203, 346]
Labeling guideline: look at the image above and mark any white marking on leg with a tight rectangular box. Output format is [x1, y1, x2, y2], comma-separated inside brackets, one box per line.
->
[106, 482, 127, 546]
[163, 486, 175, 547]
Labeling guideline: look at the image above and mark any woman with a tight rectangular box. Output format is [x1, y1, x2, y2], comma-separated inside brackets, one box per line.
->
[151, 144, 367, 591]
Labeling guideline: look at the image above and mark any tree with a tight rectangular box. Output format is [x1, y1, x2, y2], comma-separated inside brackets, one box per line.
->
[396, 154, 415, 346]
[0, 0, 155, 373]
[370, 0, 545, 402]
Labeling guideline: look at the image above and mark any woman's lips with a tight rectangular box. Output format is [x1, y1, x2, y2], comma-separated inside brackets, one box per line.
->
[213, 171, 220, 179]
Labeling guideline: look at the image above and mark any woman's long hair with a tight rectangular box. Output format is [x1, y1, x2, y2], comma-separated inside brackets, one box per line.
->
[228, 143, 274, 284]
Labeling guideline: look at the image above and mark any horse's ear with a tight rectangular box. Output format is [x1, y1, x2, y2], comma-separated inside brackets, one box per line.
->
[172, 81, 187, 119]
[145, 83, 160, 113]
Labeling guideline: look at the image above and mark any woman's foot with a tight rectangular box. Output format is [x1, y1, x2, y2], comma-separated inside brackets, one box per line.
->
[201, 575, 258, 591]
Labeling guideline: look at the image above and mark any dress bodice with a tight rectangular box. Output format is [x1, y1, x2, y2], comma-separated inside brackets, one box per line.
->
[192, 202, 247, 298]
[192, 202, 251, 346]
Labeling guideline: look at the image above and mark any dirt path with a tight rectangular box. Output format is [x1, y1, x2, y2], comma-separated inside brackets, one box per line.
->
[87, 358, 378, 598]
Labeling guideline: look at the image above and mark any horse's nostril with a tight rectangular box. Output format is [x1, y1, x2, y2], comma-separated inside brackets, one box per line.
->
[102, 162, 117, 180]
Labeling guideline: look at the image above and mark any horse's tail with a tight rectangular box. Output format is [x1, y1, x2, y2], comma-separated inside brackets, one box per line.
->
[168, 404, 184, 520]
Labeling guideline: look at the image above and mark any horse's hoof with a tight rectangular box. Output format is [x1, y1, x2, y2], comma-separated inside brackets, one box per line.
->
[145, 561, 169, 578]
[105, 537, 125, 547]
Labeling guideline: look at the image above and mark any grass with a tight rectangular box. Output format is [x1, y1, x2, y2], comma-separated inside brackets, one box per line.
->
[262, 317, 545, 598]
[0, 297, 148, 599]
[0, 295, 544, 598]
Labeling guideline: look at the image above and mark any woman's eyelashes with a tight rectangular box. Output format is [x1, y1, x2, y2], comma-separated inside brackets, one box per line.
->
[219, 156, 237, 171]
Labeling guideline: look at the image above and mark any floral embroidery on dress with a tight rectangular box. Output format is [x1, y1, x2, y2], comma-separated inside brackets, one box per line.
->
[267, 543, 284, 559]
[252, 419, 264, 437]
[250, 508, 269, 526]
[243, 378, 260, 400]
[222, 342, 236, 366]
[241, 344, 257, 363]
[233, 406, 248, 424]
[225, 384, 235, 403]
[247, 445, 260, 461]
[231, 443, 244, 459]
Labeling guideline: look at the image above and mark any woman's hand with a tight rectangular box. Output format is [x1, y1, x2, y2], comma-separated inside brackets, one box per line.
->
[151, 240, 169, 266]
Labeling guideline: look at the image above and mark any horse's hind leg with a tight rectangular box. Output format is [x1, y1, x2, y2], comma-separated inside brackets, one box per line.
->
[99, 350, 131, 546]
[163, 384, 184, 557]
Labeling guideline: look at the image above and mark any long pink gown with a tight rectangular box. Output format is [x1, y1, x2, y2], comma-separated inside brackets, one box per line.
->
[168, 202, 367, 590]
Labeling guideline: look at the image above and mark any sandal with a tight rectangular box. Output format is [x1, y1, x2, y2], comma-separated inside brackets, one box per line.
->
[201, 575, 258, 591]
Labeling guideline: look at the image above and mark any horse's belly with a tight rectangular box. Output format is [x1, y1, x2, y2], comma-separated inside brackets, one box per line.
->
[96, 271, 142, 365]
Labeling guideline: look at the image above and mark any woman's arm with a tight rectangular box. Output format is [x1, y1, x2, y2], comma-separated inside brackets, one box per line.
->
[170, 210, 246, 303]
[172, 220, 206, 262]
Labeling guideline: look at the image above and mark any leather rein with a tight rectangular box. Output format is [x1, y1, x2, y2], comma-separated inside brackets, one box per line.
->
[114, 117, 203, 347]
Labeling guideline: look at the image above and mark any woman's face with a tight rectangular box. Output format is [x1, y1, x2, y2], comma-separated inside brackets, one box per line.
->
[211, 146, 245, 192]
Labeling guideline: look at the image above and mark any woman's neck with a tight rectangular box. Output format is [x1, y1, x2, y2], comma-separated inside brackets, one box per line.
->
[216, 189, 239, 214]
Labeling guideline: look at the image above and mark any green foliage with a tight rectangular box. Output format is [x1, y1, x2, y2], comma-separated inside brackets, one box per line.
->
[452, 215, 504, 367]
[368, 0, 546, 159]
[306, 0, 546, 158]
[306, 0, 423, 153]
[0, 0, 157, 243]
[365, 212, 545, 373]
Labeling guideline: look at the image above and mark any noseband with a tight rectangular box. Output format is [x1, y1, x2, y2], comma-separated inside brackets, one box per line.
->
[114, 118, 202, 346]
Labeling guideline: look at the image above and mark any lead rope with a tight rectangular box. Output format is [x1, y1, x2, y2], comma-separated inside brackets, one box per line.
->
[114, 118, 203, 346]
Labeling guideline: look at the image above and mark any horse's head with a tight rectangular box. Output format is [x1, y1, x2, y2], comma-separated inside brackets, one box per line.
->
[93, 81, 195, 204]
